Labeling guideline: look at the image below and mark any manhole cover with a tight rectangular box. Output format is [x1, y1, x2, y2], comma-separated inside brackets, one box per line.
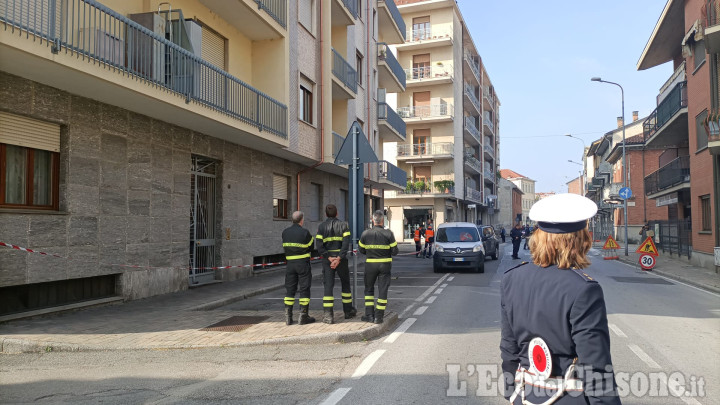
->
[610, 276, 674, 285]
[200, 315, 269, 332]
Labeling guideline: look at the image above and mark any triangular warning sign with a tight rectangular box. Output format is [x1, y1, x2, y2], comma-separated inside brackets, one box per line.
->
[635, 237, 659, 256]
[334, 121, 379, 165]
[602, 235, 620, 250]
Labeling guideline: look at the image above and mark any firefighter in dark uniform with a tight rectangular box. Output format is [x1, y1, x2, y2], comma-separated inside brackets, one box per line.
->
[281, 211, 315, 325]
[500, 194, 621, 405]
[316, 204, 357, 324]
[414, 224, 425, 258]
[424, 219, 435, 258]
[359, 210, 398, 324]
[510, 222, 524, 259]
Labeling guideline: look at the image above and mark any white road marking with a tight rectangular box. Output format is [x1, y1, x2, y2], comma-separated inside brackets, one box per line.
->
[425, 296, 437, 304]
[627, 344, 661, 369]
[434, 288, 444, 294]
[415, 273, 450, 302]
[384, 318, 417, 344]
[608, 323, 627, 338]
[448, 276, 455, 281]
[399, 303, 415, 318]
[319, 388, 352, 405]
[352, 350, 386, 379]
[440, 283, 448, 288]
[413, 306, 428, 316]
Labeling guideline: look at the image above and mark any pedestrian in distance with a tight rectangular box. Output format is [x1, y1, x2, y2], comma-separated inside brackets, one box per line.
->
[523, 224, 532, 250]
[414, 224, 425, 258]
[424, 219, 435, 258]
[500, 226, 506, 243]
[510, 222, 523, 259]
[281, 211, 315, 325]
[359, 210, 398, 324]
[316, 204, 357, 324]
[500, 193, 620, 405]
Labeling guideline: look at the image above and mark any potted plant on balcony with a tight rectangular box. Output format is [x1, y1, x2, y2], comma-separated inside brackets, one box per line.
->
[435, 180, 454, 193]
[405, 180, 414, 194]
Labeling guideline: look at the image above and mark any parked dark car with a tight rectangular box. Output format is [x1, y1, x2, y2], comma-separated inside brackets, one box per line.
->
[477, 225, 500, 260]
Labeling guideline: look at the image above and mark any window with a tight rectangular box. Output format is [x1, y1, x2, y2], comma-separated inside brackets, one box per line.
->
[356, 51, 363, 86]
[299, 0, 315, 33]
[310, 183, 323, 221]
[299, 75, 314, 124]
[273, 174, 289, 219]
[356, 0, 362, 20]
[1, 144, 59, 209]
[412, 16, 430, 41]
[700, 195, 711, 231]
[413, 54, 431, 79]
[201, 24, 227, 70]
[697, 109, 708, 150]
[694, 40, 706, 71]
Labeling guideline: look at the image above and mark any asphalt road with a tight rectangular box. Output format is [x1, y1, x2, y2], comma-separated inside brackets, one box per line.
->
[1, 244, 717, 404]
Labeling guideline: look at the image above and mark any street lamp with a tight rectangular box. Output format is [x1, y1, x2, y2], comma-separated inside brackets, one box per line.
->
[567, 159, 584, 196]
[591, 77, 628, 256]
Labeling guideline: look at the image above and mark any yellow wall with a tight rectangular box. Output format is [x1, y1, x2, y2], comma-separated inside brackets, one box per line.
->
[402, 7, 454, 38]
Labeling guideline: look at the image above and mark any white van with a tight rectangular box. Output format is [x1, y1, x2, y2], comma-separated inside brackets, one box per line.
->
[432, 222, 485, 273]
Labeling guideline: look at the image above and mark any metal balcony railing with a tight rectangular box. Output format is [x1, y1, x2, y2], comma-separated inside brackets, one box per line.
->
[405, 26, 452, 43]
[465, 186, 483, 203]
[643, 81, 687, 141]
[397, 142, 453, 157]
[464, 117, 481, 143]
[464, 83, 481, 112]
[332, 131, 344, 158]
[644, 156, 690, 195]
[377, 160, 407, 188]
[405, 64, 453, 81]
[397, 104, 452, 119]
[483, 86, 496, 107]
[463, 52, 480, 81]
[378, 102, 406, 138]
[332, 48, 357, 93]
[341, 0, 358, 19]
[0, 0, 288, 139]
[378, 43, 406, 88]
[464, 153, 482, 173]
[395, 182, 454, 196]
[380, 0, 405, 39]
[483, 113, 494, 133]
[255, 0, 287, 28]
[484, 170, 496, 183]
[484, 137, 495, 157]
[707, 0, 720, 27]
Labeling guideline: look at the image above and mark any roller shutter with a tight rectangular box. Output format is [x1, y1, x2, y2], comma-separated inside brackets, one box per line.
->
[0, 112, 60, 152]
[273, 174, 288, 200]
[201, 26, 226, 70]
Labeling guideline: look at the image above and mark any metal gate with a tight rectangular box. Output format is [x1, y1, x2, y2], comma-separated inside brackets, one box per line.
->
[189, 156, 217, 285]
[649, 219, 692, 259]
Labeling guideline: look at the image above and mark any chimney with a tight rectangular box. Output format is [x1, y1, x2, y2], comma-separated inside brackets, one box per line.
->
[633, 111, 639, 122]
[617, 116, 624, 128]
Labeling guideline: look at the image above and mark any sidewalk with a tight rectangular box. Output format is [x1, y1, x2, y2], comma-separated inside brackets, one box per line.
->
[0, 259, 399, 353]
[594, 242, 720, 294]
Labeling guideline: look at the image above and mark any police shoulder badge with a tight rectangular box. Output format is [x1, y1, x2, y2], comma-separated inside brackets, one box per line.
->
[528, 337, 552, 380]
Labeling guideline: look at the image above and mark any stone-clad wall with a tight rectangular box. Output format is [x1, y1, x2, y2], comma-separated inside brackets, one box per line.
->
[0, 72, 347, 300]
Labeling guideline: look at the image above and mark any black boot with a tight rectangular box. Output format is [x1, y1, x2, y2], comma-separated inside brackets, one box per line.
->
[285, 305, 294, 326]
[298, 305, 315, 325]
[361, 306, 375, 323]
[343, 303, 357, 319]
[374, 309, 384, 324]
[322, 308, 334, 324]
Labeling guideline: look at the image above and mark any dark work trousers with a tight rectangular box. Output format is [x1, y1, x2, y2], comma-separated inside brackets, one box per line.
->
[415, 241, 422, 257]
[512, 239, 521, 257]
[285, 260, 312, 306]
[364, 262, 391, 310]
[322, 257, 352, 309]
[424, 240, 434, 258]
[501, 235, 506, 243]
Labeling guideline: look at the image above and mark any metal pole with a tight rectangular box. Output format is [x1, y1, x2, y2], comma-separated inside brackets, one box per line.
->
[352, 125, 359, 311]
[621, 86, 628, 256]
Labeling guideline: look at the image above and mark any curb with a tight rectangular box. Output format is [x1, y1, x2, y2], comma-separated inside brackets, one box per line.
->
[0, 312, 399, 354]
[617, 257, 720, 295]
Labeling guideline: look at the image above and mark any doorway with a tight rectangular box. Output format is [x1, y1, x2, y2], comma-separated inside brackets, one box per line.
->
[189, 155, 218, 286]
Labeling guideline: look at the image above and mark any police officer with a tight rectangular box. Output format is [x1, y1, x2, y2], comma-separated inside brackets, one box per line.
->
[510, 222, 523, 259]
[316, 204, 357, 324]
[424, 219, 435, 258]
[359, 210, 398, 324]
[500, 194, 620, 404]
[414, 224, 425, 258]
[281, 211, 315, 325]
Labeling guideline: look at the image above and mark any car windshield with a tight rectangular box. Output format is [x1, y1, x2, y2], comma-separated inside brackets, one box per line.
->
[436, 227, 479, 243]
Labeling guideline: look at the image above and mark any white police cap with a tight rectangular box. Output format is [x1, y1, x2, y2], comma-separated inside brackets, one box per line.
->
[529, 193, 598, 234]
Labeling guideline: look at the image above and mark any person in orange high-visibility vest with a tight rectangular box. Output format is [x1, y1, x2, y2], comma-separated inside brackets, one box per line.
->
[414, 224, 425, 258]
[424, 219, 435, 258]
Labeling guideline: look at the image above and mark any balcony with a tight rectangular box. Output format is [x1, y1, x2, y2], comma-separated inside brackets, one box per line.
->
[378, 102, 406, 142]
[483, 169, 496, 184]
[378, 0, 405, 44]
[332, 0, 358, 26]
[483, 112, 495, 135]
[0, 0, 289, 148]
[397, 142, 454, 161]
[464, 117, 481, 145]
[332, 48, 357, 98]
[642, 81, 688, 147]
[199, 0, 286, 39]
[386, 182, 455, 199]
[377, 43, 405, 93]
[397, 26, 453, 51]
[644, 156, 690, 198]
[332, 131, 344, 158]
[483, 86, 496, 111]
[463, 52, 480, 84]
[397, 104, 453, 123]
[405, 64, 453, 87]
[706, 110, 720, 155]
[606, 183, 624, 200]
[376, 160, 407, 190]
[483, 137, 495, 160]
[465, 186, 483, 203]
[464, 83, 481, 114]
[705, 0, 720, 52]
[463, 153, 482, 175]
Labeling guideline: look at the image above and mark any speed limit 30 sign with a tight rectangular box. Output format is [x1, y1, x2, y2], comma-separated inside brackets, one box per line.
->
[639, 254, 656, 270]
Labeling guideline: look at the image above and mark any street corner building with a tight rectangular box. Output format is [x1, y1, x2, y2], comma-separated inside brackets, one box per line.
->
[0, 0, 409, 317]
[382, 0, 502, 243]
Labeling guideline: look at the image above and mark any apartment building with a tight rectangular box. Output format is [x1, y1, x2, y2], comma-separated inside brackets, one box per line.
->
[634, 0, 719, 269]
[500, 169, 534, 224]
[0, 0, 407, 316]
[383, 0, 500, 241]
[497, 177, 522, 229]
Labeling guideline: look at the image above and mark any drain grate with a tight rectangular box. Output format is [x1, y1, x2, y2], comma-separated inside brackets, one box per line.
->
[200, 315, 269, 332]
[610, 276, 674, 285]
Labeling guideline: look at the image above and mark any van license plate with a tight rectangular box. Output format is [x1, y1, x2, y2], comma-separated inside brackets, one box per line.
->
[453, 258, 465, 262]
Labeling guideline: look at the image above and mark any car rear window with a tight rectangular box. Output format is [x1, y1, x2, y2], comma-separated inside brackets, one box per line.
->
[436, 227, 479, 243]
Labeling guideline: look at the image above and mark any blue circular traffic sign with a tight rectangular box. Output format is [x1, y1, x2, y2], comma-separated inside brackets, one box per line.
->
[619, 187, 632, 200]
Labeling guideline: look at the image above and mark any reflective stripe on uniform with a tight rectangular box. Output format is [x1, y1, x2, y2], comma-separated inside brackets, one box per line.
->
[299, 298, 310, 306]
[342, 298, 353, 303]
[323, 296, 334, 308]
[286, 253, 311, 260]
[359, 243, 392, 249]
[315, 235, 323, 240]
[342, 232, 351, 237]
[342, 293, 352, 298]
[366, 258, 392, 263]
[322, 236, 344, 242]
[284, 297, 295, 305]
[377, 298, 387, 304]
[376, 298, 387, 310]
[365, 295, 375, 306]
[283, 241, 313, 248]
[328, 249, 341, 252]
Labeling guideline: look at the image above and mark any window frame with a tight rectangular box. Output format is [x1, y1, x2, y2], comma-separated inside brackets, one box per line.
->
[356, 51, 363, 87]
[0, 143, 60, 210]
[693, 40, 706, 72]
[700, 194, 711, 232]
[696, 109, 709, 152]
[300, 83, 313, 124]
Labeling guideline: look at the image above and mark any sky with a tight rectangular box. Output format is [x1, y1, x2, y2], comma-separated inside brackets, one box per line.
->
[457, 0, 674, 193]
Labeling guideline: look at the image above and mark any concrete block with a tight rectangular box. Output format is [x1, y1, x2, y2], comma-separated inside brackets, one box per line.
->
[0, 250, 27, 287]
[67, 124, 101, 160]
[67, 184, 100, 215]
[127, 111, 153, 141]
[172, 149, 190, 173]
[126, 216, 151, 244]
[128, 162, 152, 191]
[0, 215, 30, 246]
[148, 242, 171, 267]
[171, 194, 189, 218]
[0, 72, 33, 116]
[100, 104, 129, 135]
[68, 216, 99, 246]
[27, 246, 68, 283]
[28, 217, 68, 248]
[100, 161, 127, 190]
[67, 245, 100, 278]
[68, 156, 99, 187]
[173, 172, 191, 196]
[69, 95, 101, 130]
[101, 132, 128, 164]
[98, 243, 126, 271]
[32, 81, 71, 123]
[192, 132, 210, 156]
[151, 191, 172, 217]
[171, 217, 189, 244]
[207, 137, 224, 160]
[151, 118, 173, 146]
[150, 217, 171, 243]
[128, 190, 151, 216]
[151, 169, 173, 194]
[128, 140, 152, 164]
[126, 243, 149, 268]
[99, 186, 128, 216]
[98, 216, 127, 246]
[171, 125, 192, 152]
[171, 242, 188, 268]
[151, 143, 173, 171]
